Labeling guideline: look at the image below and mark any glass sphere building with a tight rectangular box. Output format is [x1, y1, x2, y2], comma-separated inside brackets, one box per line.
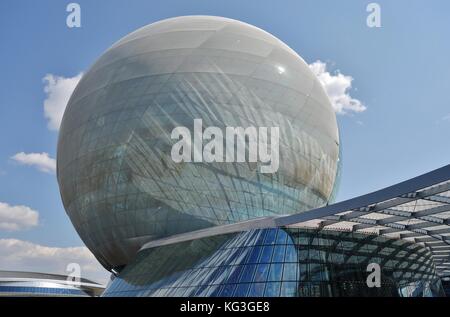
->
[57, 16, 340, 270]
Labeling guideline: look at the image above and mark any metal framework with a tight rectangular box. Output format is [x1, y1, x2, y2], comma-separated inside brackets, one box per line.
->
[141, 164, 450, 277]
[278, 164, 450, 277]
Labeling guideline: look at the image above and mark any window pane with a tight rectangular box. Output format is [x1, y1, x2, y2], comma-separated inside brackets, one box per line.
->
[268, 263, 283, 281]
[234, 283, 250, 297]
[264, 282, 281, 297]
[247, 283, 265, 297]
[254, 263, 270, 283]
[240, 264, 257, 283]
[280, 282, 297, 297]
[272, 245, 286, 262]
[283, 263, 298, 281]
[259, 245, 273, 263]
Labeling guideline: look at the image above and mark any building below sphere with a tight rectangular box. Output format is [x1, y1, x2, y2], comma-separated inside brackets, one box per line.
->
[103, 228, 444, 297]
[102, 165, 450, 297]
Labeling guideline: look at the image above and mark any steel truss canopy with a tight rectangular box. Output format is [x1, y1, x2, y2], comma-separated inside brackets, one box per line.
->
[277, 164, 450, 277]
[141, 165, 450, 277]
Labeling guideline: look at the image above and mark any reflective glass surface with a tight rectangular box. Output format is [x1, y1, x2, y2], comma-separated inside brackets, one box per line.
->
[442, 280, 450, 297]
[103, 228, 444, 297]
[0, 284, 89, 297]
[57, 16, 340, 269]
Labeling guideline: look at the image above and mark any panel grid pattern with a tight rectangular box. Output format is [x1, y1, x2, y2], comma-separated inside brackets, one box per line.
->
[103, 228, 443, 297]
[57, 16, 340, 269]
[285, 178, 450, 277]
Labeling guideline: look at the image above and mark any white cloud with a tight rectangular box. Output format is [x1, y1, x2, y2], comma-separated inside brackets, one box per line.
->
[0, 202, 39, 231]
[0, 239, 109, 284]
[11, 152, 56, 174]
[43, 73, 82, 131]
[309, 60, 366, 114]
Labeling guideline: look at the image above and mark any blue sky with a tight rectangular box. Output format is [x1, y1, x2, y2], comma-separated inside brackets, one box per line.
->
[0, 0, 449, 282]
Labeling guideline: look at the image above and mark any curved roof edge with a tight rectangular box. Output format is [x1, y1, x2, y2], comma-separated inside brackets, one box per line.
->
[276, 164, 450, 226]
[0, 270, 105, 296]
[139, 164, 450, 276]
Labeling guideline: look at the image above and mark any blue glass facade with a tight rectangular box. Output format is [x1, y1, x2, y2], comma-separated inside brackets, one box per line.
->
[103, 228, 444, 297]
[0, 271, 105, 297]
[0, 285, 88, 296]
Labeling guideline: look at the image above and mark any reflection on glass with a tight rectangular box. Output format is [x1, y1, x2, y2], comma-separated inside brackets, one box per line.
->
[103, 228, 444, 297]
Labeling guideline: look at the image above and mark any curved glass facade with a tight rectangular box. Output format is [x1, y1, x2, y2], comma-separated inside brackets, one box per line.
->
[57, 16, 340, 269]
[0, 282, 89, 297]
[103, 228, 444, 297]
[442, 279, 450, 297]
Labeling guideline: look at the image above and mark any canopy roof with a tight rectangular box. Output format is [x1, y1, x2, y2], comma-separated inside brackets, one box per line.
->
[141, 164, 450, 277]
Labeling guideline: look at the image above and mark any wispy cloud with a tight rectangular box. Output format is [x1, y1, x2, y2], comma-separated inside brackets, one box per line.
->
[309, 60, 366, 114]
[435, 114, 450, 125]
[43, 73, 82, 131]
[11, 152, 56, 174]
[0, 239, 109, 284]
[0, 202, 39, 231]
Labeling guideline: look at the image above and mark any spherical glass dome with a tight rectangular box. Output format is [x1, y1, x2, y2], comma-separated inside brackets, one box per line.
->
[57, 16, 340, 270]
